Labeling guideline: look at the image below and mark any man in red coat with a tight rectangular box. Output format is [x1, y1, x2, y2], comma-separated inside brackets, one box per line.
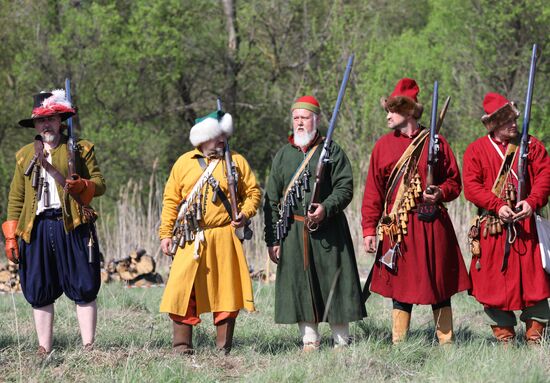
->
[463, 92, 550, 344]
[361, 78, 471, 345]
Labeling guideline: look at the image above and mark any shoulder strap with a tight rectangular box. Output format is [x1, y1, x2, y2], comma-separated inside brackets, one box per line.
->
[197, 157, 233, 220]
[283, 137, 322, 202]
[383, 129, 430, 215]
[34, 138, 91, 208]
[175, 158, 220, 222]
[489, 136, 519, 198]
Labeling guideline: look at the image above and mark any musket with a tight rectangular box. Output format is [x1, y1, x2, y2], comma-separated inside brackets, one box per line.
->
[65, 78, 80, 181]
[217, 98, 249, 240]
[65, 78, 95, 263]
[169, 200, 188, 257]
[307, 54, 354, 217]
[425, 80, 451, 192]
[517, 43, 539, 203]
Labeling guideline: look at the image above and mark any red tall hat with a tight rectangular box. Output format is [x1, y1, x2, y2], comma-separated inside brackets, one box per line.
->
[481, 92, 519, 132]
[381, 78, 423, 119]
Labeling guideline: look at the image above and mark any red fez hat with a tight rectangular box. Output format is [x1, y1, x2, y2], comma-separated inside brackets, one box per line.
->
[390, 78, 420, 101]
[291, 95, 320, 114]
[481, 92, 519, 132]
[381, 78, 423, 119]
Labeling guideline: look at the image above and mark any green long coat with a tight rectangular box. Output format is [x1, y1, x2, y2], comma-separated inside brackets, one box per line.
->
[264, 137, 366, 324]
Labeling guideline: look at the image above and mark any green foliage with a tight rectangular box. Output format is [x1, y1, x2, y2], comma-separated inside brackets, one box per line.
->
[0, 0, 549, 220]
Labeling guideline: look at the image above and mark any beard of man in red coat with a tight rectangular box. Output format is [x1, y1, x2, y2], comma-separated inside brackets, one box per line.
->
[463, 92, 550, 345]
[362, 78, 471, 345]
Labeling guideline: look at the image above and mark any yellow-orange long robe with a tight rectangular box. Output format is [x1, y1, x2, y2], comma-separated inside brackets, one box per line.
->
[159, 149, 261, 317]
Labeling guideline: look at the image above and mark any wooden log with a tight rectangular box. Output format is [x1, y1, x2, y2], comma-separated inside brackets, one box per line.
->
[116, 259, 138, 281]
[130, 273, 164, 287]
[0, 270, 12, 283]
[134, 255, 155, 275]
[100, 269, 110, 284]
[106, 261, 117, 274]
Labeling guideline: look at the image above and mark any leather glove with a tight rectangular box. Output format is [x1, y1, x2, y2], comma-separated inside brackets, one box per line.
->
[65, 177, 87, 194]
[65, 177, 96, 206]
[1, 220, 19, 264]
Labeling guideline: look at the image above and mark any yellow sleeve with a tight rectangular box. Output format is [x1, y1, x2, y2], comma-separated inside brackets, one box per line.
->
[234, 153, 261, 219]
[159, 156, 185, 239]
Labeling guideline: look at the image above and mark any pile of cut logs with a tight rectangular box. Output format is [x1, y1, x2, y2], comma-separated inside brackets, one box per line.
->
[101, 249, 163, 287]
[0, 262, 21, 293]
[0, 249, 163, 292]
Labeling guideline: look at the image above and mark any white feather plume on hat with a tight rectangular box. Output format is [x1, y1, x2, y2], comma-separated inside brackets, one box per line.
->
[42, 89, 72, 108]
[189, 113, 233, 147]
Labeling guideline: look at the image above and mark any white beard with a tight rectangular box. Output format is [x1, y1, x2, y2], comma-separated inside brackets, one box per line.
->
[294, 129, 317, 147]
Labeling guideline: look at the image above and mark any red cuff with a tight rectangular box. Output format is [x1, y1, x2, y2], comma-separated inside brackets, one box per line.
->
[362, 227, 377, 237]
[80, 179, 96, 206]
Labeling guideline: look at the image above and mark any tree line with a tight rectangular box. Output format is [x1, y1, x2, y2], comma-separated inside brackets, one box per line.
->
[0, 0, 548, 221]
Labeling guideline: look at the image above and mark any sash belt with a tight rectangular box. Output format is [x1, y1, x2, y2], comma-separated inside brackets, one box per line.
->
[294, 215, 309, 270]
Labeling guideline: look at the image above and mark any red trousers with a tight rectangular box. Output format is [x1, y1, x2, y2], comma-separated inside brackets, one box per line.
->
[169, 289, 238, 325]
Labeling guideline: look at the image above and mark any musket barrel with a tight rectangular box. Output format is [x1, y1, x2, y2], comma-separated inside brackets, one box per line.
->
[325, 54, 355, 142]
[65, 78, 73, 138]
[517, 43, 539, 202]
[308, 54, 354, 213]
[522, 44, 538, 138]
[426, 81, 439, 188]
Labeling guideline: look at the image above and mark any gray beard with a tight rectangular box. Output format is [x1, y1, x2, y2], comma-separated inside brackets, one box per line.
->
[294, 130, 317, 147]
[205, 147, 224, 159]
[41, 132, 58, 144]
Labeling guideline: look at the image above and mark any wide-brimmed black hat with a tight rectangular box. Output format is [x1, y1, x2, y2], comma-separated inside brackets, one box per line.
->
[19, 90, 76, 128]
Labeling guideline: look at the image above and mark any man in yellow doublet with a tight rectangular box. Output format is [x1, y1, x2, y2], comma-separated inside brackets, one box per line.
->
[159, 109, 261, 355]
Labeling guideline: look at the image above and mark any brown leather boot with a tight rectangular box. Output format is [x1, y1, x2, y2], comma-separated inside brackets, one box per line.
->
[491, 325, 515, 343]
[172, 321, 194, 355]
[525, 319, 546, 345]
[433, 306, 454, 345]
[392, 309, 411, 344]
[216, 318, 236, 355]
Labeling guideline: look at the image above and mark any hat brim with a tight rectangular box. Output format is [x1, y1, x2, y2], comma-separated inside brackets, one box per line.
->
[18, 111, 75, 128]
[381, 95, 423, 119]
[481, 102, 519, 132]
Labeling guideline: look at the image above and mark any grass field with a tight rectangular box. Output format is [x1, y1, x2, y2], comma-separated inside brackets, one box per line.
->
[1, 281, 550, 382]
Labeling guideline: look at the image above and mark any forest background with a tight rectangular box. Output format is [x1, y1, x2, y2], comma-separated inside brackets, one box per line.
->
[0, 0, 549, 265]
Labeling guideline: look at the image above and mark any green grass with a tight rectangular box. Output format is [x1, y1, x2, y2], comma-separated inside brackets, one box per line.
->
[1, 282, 549, 382]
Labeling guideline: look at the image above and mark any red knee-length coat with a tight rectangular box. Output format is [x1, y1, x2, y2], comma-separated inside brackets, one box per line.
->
[463, 135, 550, 311]
[362, 128, 471, 304]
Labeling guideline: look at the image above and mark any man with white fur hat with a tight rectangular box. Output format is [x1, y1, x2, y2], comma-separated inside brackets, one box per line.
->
[159, 109, 261, 355]
[2, 89, 106, 356]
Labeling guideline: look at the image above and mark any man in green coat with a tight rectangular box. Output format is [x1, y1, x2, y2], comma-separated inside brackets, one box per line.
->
[264, 95, 365, 351]
[2, 89, 106, 356]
